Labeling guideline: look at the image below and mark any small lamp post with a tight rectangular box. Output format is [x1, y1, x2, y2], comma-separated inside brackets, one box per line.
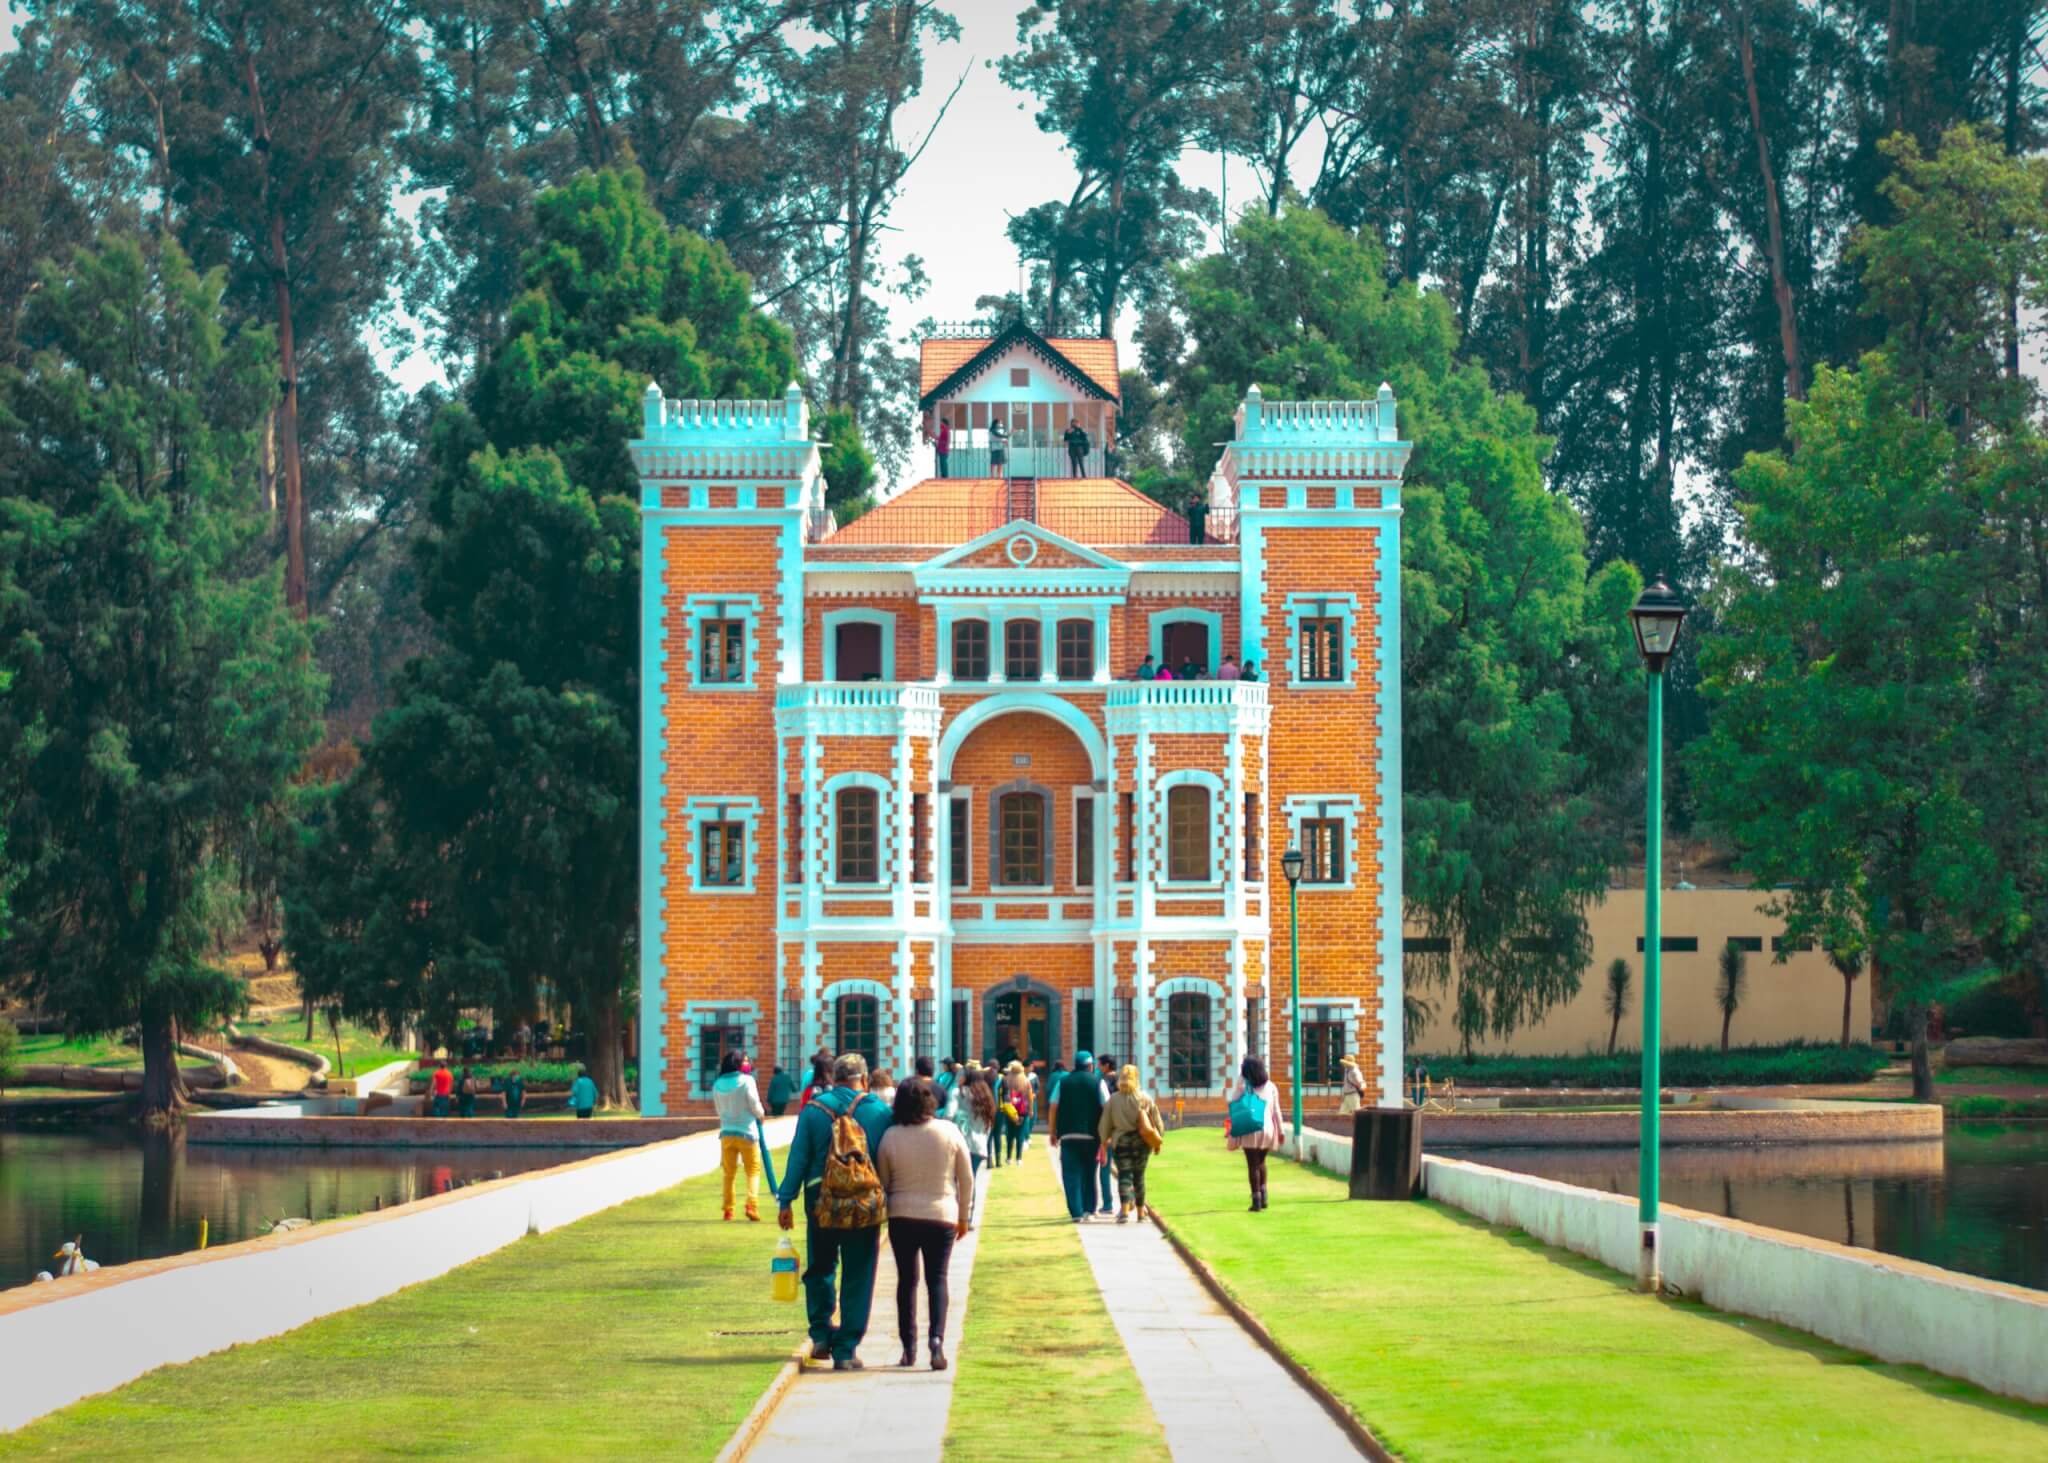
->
[1281, 845, 1306, 1156]
[1627, 576, 1688, 1293]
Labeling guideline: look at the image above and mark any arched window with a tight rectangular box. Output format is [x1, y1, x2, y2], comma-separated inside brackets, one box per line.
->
[835, 787, 879, 883]
[996, 789, 1048, 886]
[836, 994, 880, 1070]
[1166, 784, 1211, 882]
[834, 621, 883, 681]
[1167, 991, 1211, 1088]
[1056, 618, 1094, 680]
[1004, 619, 1041, 681]
[952, 620, 990, 681]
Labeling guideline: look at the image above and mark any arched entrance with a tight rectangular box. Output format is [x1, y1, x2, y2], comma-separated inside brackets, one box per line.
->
[984, 974, 1062, 1067]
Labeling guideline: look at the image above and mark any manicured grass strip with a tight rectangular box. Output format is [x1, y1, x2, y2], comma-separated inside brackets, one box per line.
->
[0, 1155, 801, 1462]
[1148, 1145, 2048, 1463]
[944, 1148, 1169, 1460]
[16, 1033, 151, 1069]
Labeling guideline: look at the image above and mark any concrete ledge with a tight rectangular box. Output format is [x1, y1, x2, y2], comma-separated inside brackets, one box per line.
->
[0, 1117, 796, 1433]
[229, 1028, 331, 1083]
[1421, 1154, 2048, 1406]
[17, 1062, 225, 1092]
[186, 1113, 717, 1147]
[322, 1057, 417, 1100]
[1394, 1097, 1942, 1148]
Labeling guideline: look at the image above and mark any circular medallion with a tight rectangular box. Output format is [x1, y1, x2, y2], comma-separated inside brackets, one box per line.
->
[1006, 533, 1039, 566]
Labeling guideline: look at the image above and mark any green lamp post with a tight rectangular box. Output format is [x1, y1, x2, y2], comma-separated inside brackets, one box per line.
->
[1281, 844, 1305, 1156]
[1628, 575, 1689, 1293]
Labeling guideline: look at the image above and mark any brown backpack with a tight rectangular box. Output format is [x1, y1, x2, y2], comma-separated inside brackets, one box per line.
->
[813, 1098, 886, 1230]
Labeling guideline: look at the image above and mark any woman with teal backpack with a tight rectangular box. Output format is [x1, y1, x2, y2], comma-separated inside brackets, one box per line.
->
[1225, 1055, 1285, 1212]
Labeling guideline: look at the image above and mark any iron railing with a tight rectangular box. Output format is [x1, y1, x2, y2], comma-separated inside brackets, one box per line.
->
[934, 444, 1110, 480]
[822, 499, 1238, 547]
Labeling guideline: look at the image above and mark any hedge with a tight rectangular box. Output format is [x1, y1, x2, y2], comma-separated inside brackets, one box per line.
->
[1409, 1042, 1889, 1088]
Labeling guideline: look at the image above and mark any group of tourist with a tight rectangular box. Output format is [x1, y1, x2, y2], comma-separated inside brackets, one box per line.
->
[725, 1045, 1287, 1376]
[424, 1057, 594, 1120]
[1131, 653, 1258, 683]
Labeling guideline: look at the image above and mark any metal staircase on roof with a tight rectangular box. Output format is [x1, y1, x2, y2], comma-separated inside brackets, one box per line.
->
[1005, 476, 1037, 524]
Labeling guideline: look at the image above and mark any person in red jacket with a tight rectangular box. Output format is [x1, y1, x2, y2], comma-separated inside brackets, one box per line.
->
[429, 1058, 454, 1118]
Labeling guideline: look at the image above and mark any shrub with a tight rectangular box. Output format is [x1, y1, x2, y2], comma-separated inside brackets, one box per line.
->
[1410, 1041, 1889, 1088]
[1949, 1094, 2048, 1119]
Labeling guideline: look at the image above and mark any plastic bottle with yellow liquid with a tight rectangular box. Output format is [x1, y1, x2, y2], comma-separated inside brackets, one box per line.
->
[771, 1233, 800, 1302]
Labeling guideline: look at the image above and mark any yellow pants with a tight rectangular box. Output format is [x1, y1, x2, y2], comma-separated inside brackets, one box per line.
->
[721, 1135, 762, 1214]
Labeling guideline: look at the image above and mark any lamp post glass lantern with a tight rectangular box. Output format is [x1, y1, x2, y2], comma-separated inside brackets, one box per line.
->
[1281, 846, 1305, 1152]
[1628, 576, 1687, 1292]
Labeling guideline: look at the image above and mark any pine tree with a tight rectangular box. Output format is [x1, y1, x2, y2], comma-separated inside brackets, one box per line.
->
[0, 235, 324, 1120]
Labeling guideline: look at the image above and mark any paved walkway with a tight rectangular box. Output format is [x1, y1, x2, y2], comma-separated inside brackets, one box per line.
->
[745, 1165, 989, 1462]
[1076, 1213, 1364, 1461]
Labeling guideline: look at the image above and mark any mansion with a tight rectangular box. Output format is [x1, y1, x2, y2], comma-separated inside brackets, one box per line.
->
[634, 324, 1410, 1113]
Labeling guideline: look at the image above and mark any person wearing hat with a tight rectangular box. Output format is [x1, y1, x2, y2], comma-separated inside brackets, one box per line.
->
[1048, 1051, 1106, 1221]
[1339, 1053, 1369, 1116]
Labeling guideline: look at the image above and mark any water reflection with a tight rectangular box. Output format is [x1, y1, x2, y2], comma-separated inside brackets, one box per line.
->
[1, 1127, 572, 1291]
[1443, 1124, 2047, 1292]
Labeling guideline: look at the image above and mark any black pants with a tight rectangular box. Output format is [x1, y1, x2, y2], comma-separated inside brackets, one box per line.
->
[887, 1216, 956, 1349]
[936, 450, 949, 478]
[1244, 1148, 1268, 1205]
[1068, 448, 1086, 475]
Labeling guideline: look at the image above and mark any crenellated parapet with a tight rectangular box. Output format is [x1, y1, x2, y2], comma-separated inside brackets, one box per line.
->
[629, 380, 828, 536]
[1212, 383, 1412, 510]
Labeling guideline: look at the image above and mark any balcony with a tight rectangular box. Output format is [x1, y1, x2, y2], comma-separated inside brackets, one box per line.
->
[820, 494, 1239, 548]
[1105, 679, 1269, 734]
[774, 683, 942, 737]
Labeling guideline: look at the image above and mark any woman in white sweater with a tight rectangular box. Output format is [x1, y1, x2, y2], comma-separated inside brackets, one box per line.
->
[876, 1078, 974, 1371]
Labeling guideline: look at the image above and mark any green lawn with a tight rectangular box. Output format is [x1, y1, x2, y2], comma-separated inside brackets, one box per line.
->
[1938, 1064, 2048, 1086]
[232, 1013, 413, 1076]
[1146, 1145, 2048, 1463]
[16, 1032, 150, 1069]
[944, 1147, 1169, 1458]
[0, 1156, 801, 1461]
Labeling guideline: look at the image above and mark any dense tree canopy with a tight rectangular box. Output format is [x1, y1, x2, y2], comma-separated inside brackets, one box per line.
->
[0, 236, 324, 1118]
[288, 168, 795, 1106]
[1162, 206, 1641, 1035]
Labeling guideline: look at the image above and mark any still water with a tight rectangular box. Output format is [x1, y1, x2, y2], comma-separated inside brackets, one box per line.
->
[1447, 1122, 2048, 1292]
[1, 1126, 573, 1291]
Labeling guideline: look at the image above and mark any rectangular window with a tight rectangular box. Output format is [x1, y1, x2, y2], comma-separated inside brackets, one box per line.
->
[1056, 618, 1094, 680]
[948, 796, 970, 888]
[836, 788, 879, 884]
[786, 794, 803, 884]
[998, 791, 1046, 886]
[701, 619, 745, 684]
[1168, 992, 1211, 1088]
[699, 820, 745, 887]
[837, 995, 879, 1070]
[1244, 997, 1262, 1066]
[1302, 817, 1345, 883]
[1729, 935, 1765, 953]
[1167, 785, 1211, 881]
[1004, 619, 1041, 681]
[950, 997, 971, 1061]
[952, 620, 989, 681]
[913, 997, 936, 1062]
[1405, 936, 1451, 954]
[1075, 795, 1095, 887]
[1635, 936, 1700, 953]
[781, 995, 803, 1072]
[1010, 367, 1030, 387]
[1298, 617, 1343, 682]
[1112, 996, 1135, 1060]
[911, 793, 931, 884]
[699, 1020, 746, 1092]
[1075, 997, 1096, 1055]
[1302, 1017, 1346, 1086]
[1243, 793, 1261, 882]
[1119, 792, 1135, 881]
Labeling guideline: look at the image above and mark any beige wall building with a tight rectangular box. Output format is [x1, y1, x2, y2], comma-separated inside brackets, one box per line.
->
[1410, 887, 1870, 1056]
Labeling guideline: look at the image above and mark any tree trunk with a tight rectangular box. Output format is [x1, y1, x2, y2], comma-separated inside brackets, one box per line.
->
[1841, 973, 1854, 1048]
[260, 938, 281, 972]
[1737, 9, 1803, 400]
[1608, 1012, 1620, 1056]
[587, 984, 627, 1109]
[270, 210, 308, 617]
[1907, 1002, 1934, 1101]
[304, 994, 315, 1041]
[1720, 1009, 1732, 1053]
[138, 1009, 189, 1127]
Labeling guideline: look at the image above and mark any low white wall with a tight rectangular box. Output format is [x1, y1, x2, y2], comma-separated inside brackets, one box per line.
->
[0, 1117, 796, 1433]
[1420, 1153, 2048, 1406]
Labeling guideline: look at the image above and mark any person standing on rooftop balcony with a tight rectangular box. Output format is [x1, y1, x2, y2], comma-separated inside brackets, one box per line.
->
[1179, 657, 1203, 680]
[927, 415, 951, 478]
[1239, 661, 1260, 683]
[1154, 663, 1174, 681]
[1217, 654, 1241, 680]
[1064, 419, 1090, 475]
[988, 414, 1007, 478]
[1135, 654, 1157, 680]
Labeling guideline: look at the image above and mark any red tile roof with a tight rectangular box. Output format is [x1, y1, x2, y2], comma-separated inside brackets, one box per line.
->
[917, 335, 1120, 400]
[820, 476, 1196, 548]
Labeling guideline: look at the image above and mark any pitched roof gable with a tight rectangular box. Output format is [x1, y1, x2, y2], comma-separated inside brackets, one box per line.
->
[917, 324, 1120, 407]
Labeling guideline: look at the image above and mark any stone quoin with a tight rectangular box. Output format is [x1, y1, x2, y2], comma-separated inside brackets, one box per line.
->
[633, 325, 1412, 1114]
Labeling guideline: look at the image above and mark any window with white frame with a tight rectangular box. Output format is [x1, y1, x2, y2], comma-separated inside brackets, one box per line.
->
[1167, 991, 1211, 1088]
[1284, 593, 1358, 689]
[836, 787, 880, 883]
[686, 594, 761, 690]
[687, 797, 760, 893]
[1167, 785, 1211, 881]
[953, 619, 990, 681]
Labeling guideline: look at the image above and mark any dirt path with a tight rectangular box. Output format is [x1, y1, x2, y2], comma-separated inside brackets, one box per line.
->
[185, 1038, 312, 1094]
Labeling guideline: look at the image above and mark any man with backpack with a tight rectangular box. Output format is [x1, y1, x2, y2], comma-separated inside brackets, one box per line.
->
[776, 1053, 893, 1369]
